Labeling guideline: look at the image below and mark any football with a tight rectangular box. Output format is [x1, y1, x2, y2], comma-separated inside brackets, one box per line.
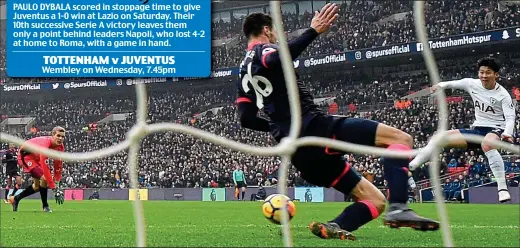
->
[262, 194, 296, 225]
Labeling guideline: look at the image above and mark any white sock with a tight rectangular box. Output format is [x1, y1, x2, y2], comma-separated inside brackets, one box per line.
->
[485, 149, 507, 191]
[408, 177, 416, 189]
[409, 142, 438, 170]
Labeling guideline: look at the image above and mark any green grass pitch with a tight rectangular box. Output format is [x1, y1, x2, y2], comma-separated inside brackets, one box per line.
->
[1, 200, 519, 247]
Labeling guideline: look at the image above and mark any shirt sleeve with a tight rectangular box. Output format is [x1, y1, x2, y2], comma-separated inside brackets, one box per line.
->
[438, 78, 472, 91]
[53, 145, 64, 182]
[261, 28, 319, 69]
[235, 89, 271, 132]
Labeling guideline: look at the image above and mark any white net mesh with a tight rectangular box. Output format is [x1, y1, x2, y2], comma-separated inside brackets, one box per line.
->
[1, 1, 519, 247]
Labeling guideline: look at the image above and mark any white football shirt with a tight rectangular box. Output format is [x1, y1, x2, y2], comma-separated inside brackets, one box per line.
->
[438, 78, 516, 137]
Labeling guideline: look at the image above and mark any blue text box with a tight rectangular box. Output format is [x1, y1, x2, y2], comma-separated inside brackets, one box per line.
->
[6, 0, 211, 78]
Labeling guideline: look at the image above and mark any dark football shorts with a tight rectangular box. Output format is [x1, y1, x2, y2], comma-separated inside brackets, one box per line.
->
[21, 158, 44, 179]
[29, 166, 44, 179]
[459, 126, 504, 149]
[6, 167, 20, 178]
[18, 150, 43, 179]
[291, 114, 380, 194]
[235, 181, 246, 188]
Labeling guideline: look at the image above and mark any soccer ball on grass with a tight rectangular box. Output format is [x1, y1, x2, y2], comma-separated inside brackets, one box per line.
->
[262, 194, 296, 225]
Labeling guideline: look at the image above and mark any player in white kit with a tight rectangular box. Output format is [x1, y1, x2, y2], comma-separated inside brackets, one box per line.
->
[409, 57, 516, 203]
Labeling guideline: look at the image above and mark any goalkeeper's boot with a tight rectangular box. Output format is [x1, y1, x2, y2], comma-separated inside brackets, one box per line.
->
[43, 206, 53, 213]
[9, 196, 19, 212]
[308, 221, 355, 240]
[383, 204, 439, 231]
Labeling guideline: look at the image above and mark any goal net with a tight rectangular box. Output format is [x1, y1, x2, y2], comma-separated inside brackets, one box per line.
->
[1, 1, 518, 247]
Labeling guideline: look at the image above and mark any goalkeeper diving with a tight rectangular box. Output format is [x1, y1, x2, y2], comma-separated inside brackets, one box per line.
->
[9, 126, 66, 212]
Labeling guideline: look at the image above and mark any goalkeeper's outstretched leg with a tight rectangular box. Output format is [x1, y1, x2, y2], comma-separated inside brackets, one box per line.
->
[296, 117, 439, 240]
[38, 175, 52, 212]
[10, 167, 63, 212]
[10, 167, 43, 212]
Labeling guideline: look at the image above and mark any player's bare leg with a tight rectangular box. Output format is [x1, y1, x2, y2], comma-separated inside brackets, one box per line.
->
[10, 177, 40, 211]
[409, 129, 468, 170]
[482, 133, 510, 202]
[411, 129, 510, 202]
[5, 176, 22, 203]
[309, 178, 385, 240]
[374, 123, 440, 231]
[15, 176, 23, 196]
[4, 177, 12, 203]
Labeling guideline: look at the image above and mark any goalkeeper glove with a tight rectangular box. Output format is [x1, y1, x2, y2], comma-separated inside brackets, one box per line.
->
[54, 182, 64, 205]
